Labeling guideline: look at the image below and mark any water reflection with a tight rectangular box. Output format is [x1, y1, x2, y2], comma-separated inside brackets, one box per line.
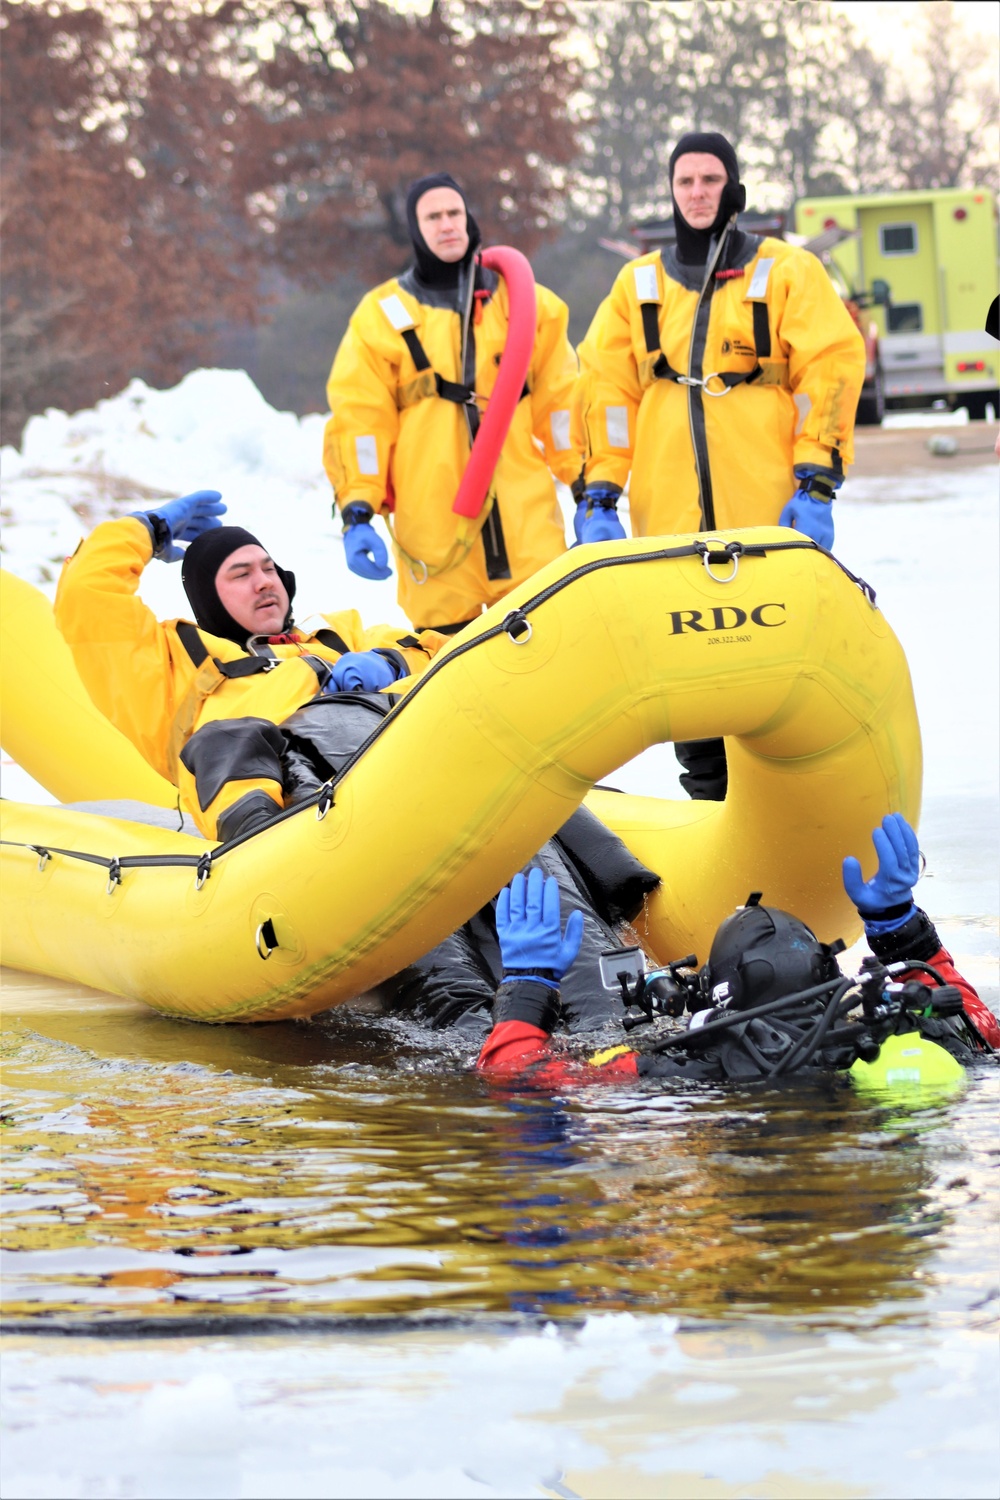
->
[2, 969, 996, 1330]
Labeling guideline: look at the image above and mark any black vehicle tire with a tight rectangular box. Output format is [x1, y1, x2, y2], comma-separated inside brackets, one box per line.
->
[855, 362, 885, 426]
[958, 389, 1000, 422]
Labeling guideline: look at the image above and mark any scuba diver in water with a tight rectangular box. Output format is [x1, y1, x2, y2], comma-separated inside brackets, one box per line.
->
[477, 814, 1000, 1086]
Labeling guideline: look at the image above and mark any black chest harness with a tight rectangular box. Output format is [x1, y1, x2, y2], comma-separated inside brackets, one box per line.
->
[175, 620, 340, 686]
[635, 235, 772, 398]
[636, 223, 774, 530]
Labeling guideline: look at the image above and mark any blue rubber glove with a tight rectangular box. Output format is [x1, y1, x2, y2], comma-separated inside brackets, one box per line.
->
[496, 867, 584, 980]
[343, 503, 392, 581]
[778, 466, 840, 550]
[843, 812, 921, 931]
[325, 651, 398, 694]
[574, 483, 626, 545]
[130, 490, 226, 563]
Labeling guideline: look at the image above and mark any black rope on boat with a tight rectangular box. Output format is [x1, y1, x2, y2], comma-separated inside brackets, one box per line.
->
[0, 840, 210, 873]
[1, 538, 877, 875]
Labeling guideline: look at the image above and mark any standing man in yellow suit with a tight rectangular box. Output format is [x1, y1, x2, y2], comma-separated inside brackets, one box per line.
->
[323, 173, 581, 633]
[577, 131, 866, 799]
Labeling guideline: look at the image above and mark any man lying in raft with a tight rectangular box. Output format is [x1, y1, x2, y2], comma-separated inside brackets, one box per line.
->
[477, 815, 1000, 1086]
[54, 490, 662, 1021]
[54, 491, 449, 841]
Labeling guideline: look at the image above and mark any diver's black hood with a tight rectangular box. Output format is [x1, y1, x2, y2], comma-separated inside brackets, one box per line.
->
[181, 526, 296, 648]
[668, 131, 747, 266]
[702, 900, 841, 1011]
[405, 172, 482, 289]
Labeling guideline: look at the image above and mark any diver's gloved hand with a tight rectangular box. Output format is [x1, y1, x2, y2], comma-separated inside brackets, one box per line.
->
[843, 812, 921, 932]
[778, 466, 841, 550]
[130, 490, 226, 563]
[324, 650, 398, 694]
[574, 483, 626, 545]
[497, 867, 584, 981]
[342, 502, 392, 581]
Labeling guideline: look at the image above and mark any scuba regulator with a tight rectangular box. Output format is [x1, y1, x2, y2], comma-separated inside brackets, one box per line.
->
[601, 896, 996, 1084]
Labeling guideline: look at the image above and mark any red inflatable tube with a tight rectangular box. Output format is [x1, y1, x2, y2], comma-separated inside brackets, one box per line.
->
[451, 245, 537, 519]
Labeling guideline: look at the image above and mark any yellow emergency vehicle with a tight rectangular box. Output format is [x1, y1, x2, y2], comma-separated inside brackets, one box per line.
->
[796, 188, 999, 418]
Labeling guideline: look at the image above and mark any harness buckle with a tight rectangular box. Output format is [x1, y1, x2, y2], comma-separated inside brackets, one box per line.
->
[678, 372, 732, 397]
[701, 372, 732, 397]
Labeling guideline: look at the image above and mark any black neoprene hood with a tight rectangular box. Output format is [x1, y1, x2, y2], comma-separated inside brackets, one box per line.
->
[702, 903, 840, 1011]
[181, 526, 296, 647]
[405, 172, 482, 289]
[668, 130, 747, 265]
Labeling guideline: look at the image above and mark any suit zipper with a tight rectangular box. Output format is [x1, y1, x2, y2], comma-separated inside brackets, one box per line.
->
[684, 216, 736, 531]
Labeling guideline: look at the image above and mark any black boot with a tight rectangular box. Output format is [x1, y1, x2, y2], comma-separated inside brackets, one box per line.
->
[675, 738, 728, 801]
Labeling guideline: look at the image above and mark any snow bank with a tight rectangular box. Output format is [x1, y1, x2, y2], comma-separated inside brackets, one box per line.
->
[2, 1316, 996, 1499]
[0, 369, 403, 628]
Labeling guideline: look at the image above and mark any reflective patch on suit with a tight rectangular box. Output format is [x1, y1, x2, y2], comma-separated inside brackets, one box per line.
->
[793, 392, 812, 434]
[745, 257, 774, 300]
[379, 294, 415, 331]
[605, 405, 629, 448]
[355, 435, 379, 475]
[633, 264, 660, 302]
[550, 409, 571, 451]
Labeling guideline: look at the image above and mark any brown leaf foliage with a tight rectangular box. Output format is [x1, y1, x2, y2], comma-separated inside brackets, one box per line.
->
[1, 0, 579, 445]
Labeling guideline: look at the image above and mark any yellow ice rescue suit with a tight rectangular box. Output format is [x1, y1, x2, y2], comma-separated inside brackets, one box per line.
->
[323, 264, 581, 629]
[54, 518, 443, 839]
[578, 231, 866, 536]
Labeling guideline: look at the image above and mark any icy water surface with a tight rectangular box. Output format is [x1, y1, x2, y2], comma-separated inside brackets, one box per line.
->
[2, 953, 999, 1498]
[2, 955, 997, 1333]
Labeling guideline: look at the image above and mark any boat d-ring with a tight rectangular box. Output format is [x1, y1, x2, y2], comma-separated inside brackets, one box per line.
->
[32, 846, 51, 873]
[106, 859, 123, 895]
[408, 559, 429, 586]
[255, 919, 279, 960]
[194, 854, 213, 891]
[701, 544, 740, 584]
[502, 609, 532, 645]
[316, 782, 335, 821]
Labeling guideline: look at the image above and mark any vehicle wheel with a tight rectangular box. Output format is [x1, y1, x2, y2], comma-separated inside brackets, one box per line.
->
[958, 389, 999, 422]
[855, 363, 885, 426]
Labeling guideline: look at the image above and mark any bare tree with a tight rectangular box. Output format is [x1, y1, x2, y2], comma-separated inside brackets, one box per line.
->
[886, 1, 999, 189]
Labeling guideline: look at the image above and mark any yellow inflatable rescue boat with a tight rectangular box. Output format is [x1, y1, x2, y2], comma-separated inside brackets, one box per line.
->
[0, 530, 921, 1023]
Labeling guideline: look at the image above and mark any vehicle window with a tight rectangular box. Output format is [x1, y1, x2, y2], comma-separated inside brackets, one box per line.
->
[879, 223, 918, 256]
[887, 303, 923, 332]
